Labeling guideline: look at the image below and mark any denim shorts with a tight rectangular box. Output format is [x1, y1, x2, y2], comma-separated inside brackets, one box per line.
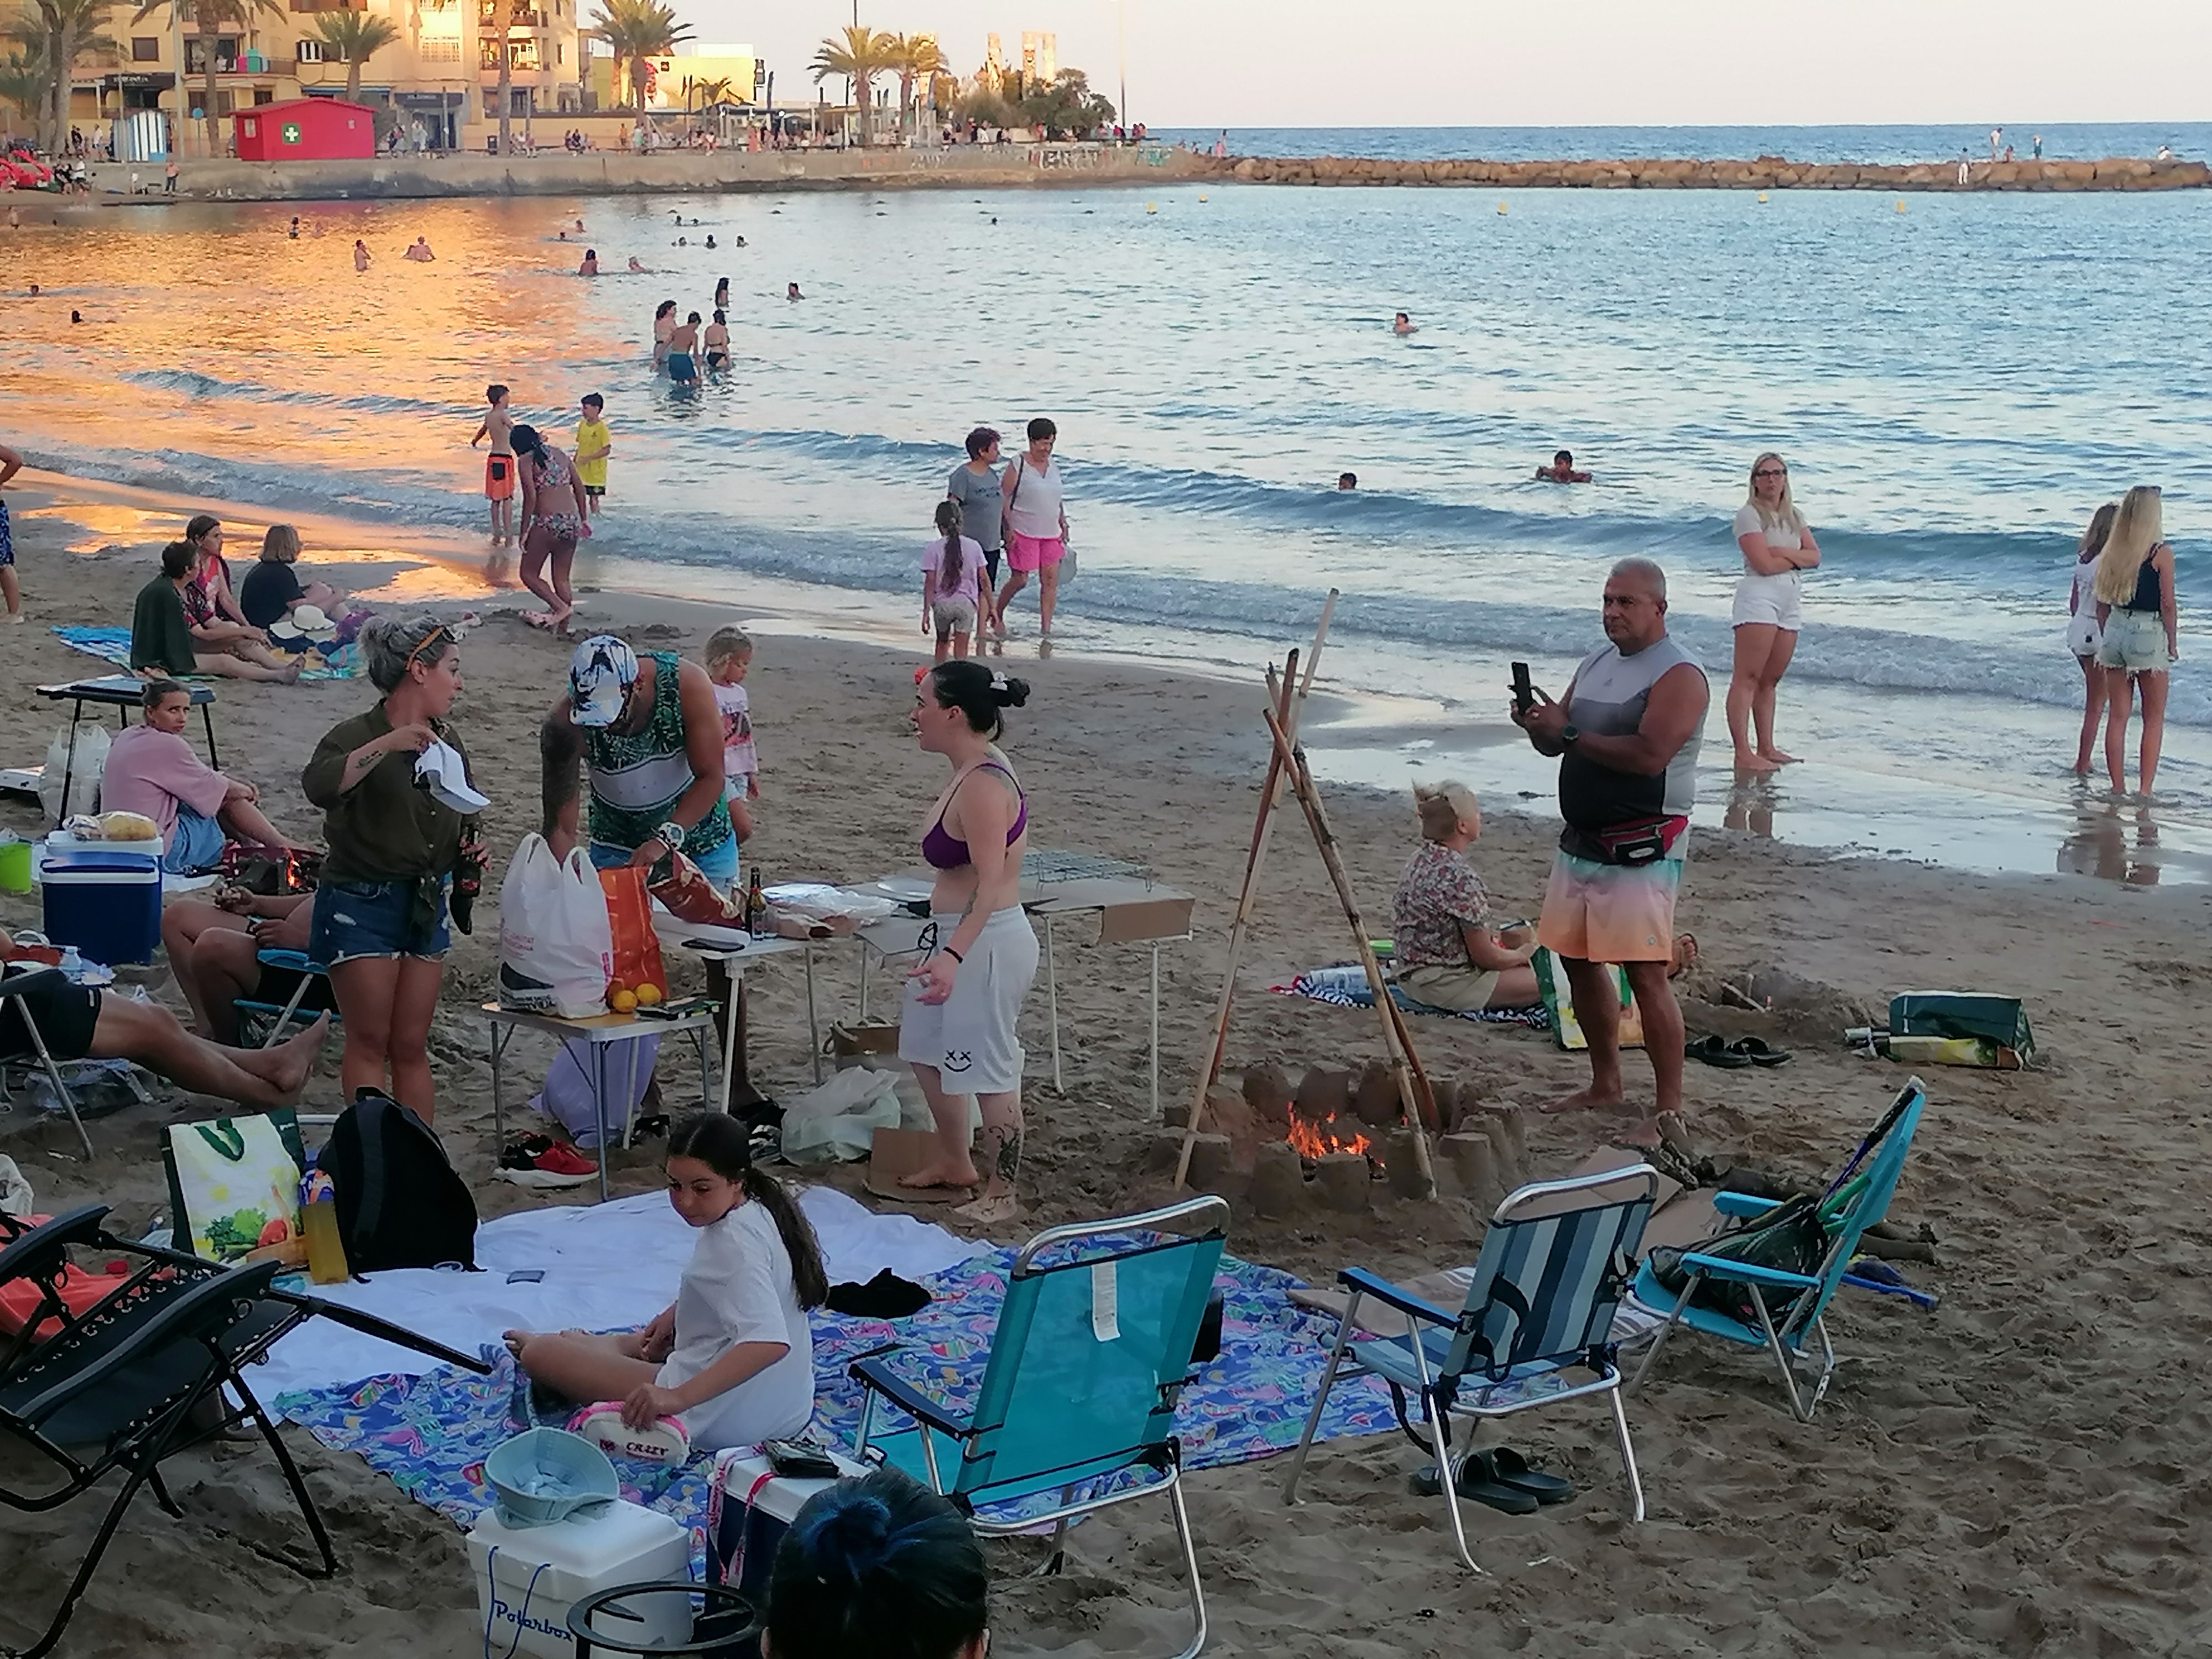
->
[310, 876, 451, 966]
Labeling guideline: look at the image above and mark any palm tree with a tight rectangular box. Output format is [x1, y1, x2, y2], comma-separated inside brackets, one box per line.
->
[310, 8, 400, 103]
[0, 51, 44, 131]
[687, 72, 730, 132]
[884, 32, 943, 138]
[808, 24, 893, 145]
[483, 0, 515, 155]
[13, 0, 115, 154]
[587, 0, 691, 113]
[130, 0, 283, 157]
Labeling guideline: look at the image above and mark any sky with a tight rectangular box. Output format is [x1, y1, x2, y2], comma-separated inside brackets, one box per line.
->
[680, 0, 2212, 131]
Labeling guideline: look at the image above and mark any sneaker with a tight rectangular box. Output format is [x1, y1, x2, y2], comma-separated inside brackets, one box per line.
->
[497, 1134, 598, 1188]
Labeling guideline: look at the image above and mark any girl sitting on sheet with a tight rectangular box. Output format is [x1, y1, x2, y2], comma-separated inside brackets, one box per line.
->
[504, 1113, 827, 1451]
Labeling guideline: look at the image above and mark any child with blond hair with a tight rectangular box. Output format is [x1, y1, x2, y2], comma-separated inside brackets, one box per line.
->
[704, 627, 758, 843]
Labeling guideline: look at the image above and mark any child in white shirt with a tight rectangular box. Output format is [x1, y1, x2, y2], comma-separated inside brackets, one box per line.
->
[922, 500, 989, 663]
[705, 626, 758, 844]
[503, 1112, 827, 1452]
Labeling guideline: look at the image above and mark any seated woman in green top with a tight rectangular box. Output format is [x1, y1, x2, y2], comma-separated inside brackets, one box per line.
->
[302, 614, 483, 1125]
[131, 541, 300, 683]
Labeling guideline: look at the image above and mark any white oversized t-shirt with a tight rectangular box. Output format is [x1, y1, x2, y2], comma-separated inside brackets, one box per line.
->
[1733, 502, 1806, 565]
[657, 1199, 815, 1451]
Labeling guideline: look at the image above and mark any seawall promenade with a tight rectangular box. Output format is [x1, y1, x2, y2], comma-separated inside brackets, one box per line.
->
[1194, 152, 2211, 191]
[85, 143, 1204, 202]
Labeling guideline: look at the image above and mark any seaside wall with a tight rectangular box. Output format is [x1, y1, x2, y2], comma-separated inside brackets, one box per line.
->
[85, 143, 1206, 202]
[1194, 154, 2212, 191]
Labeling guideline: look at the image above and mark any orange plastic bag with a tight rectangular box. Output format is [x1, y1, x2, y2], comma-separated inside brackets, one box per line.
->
[598, 865, 669, 1006]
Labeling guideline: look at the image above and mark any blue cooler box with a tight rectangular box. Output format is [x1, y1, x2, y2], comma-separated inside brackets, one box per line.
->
[40, 849, 163, 966]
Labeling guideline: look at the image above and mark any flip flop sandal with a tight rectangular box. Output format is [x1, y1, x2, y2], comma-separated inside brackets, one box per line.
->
[1409, 1453, 1540, 1514]
[1488, 1447, 1576, 1505]
[1685, 1034, 1752, 1068]
[1727, 1037, 1794, 1067]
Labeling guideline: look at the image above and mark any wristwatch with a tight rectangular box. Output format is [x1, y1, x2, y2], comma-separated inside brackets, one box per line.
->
[1561, 724, 1581, 747]
[654, 821, 687, 854]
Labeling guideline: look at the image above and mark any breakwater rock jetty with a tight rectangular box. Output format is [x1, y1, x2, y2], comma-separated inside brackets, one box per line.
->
[1198, 153, 2211, 192]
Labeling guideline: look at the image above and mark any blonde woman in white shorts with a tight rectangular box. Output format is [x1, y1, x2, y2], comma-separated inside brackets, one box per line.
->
[897, 661, 1039, 1224]
[1728, 452, 1821, 773]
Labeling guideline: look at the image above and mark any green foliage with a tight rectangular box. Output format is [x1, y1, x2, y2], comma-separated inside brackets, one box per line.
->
[587, 0, 693, 109]
[309, 8, 400, 100]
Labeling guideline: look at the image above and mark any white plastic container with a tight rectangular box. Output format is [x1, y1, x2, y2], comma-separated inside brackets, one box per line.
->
[466, 1499, 690, 1659]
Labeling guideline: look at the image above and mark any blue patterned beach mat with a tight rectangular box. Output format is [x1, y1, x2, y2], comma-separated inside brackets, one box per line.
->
[1277, 963, 1551, 1030]
[275, 1249, 1394, 1535]
[50, 624, 360, 680]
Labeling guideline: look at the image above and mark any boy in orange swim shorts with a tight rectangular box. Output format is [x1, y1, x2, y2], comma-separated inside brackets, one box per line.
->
[470, 383, 517, 545]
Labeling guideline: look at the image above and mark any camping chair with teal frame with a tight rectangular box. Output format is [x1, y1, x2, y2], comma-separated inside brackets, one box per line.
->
[235, 949, 338, 1050]
[850, 1196, 1229, 1659]
[1281, 1164, 1660, 1573]
[1629, 1077, 1928, 1422]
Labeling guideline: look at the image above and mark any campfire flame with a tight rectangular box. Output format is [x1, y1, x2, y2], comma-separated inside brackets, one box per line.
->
[1285, 1114, 1373, 1161]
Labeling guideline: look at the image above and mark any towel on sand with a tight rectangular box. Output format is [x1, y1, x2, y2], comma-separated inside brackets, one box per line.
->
[50, 624, 360, 680]
[1275, 963, 1550, 1030]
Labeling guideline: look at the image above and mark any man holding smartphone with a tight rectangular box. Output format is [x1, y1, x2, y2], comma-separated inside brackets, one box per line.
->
[1511, 558, 1707, 1147]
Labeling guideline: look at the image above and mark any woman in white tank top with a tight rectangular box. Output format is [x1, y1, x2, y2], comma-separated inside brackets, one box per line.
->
[995, 417, 1071, 637]
[2067, 500, 2117, 775]
[1726, 452, 1820, 773]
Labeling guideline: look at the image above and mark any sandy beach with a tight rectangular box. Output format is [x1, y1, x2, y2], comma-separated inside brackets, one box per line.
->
[2, 479, 2209, 1658]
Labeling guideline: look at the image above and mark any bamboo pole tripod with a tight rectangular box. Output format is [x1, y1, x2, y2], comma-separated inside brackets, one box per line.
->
[1171, 595, 1440, 1197]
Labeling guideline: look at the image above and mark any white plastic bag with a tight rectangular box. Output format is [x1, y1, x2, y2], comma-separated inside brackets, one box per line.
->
[530, 1034, 660, 1147]
[779, 1067, 905, 1164]
[497, 834, 614, 1018]
[39, 721, 108, 822]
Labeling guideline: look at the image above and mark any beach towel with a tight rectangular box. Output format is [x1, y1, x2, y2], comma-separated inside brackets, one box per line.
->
[49, 624, 361, 681]
[1274, 963, 1550, 1031]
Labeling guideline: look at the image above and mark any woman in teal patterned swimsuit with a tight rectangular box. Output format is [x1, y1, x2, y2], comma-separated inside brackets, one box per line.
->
[540, 634, 738, 884]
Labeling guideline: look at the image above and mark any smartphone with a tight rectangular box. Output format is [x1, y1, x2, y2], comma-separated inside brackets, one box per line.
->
[763, 1438, 840, 1479]
[1511, 661, 1534, 714]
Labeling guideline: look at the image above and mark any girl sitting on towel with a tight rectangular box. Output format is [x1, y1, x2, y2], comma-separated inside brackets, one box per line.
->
[504, 1113, 827, 1451]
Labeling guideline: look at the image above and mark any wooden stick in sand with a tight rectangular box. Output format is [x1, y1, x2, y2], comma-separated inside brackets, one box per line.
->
[1259, 700, 1441, 1197]
[1172, 593, 1337, 1188]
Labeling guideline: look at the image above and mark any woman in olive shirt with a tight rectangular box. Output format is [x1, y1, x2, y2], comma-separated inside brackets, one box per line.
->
[302, 614, 482, 1123]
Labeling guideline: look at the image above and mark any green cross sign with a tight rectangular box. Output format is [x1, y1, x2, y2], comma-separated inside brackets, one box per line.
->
[281, 122, 303, 144]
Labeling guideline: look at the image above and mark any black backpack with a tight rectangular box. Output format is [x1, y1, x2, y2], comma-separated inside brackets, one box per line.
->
[319, 1089, 479, 1273]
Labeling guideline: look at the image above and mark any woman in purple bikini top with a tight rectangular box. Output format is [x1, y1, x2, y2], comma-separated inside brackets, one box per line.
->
[908, 662, 1034, 1005]
[922, 763, 1027, 869]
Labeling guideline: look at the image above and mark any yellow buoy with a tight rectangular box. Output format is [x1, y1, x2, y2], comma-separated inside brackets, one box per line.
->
[1757, 191, 1768, 203]
[1496, 201, 1508, 215]
[1896, 199, 1907, 212]
[1198, 194, 1208, 202]
[1146, 203, 1157, 214]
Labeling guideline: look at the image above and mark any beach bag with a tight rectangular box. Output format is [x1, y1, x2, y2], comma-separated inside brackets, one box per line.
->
[39, 721, 107, 822]
[1647, 1193, 1827, 1327]
[497, 834, 613, 1016]
[599, 865, 668, 997]
[1532, 947, 1642, 1053]
[650, 849, 745, 926]
[780, 1067, 904, 1164]
[1888, 992, 2035, 1068]
[163, 1109, 307, 1266]
[530, 1034, 661, 1148]
[319, 1089, 477, 1272]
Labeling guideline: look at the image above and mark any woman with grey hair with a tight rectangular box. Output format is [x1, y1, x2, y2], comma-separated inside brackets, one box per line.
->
[301, 614, 483, 1124]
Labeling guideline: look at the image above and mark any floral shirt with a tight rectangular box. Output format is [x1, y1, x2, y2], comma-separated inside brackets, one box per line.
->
[1391, 841, 1491, 971]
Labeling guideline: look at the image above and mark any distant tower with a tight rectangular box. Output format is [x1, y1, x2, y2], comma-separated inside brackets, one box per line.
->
[979, 31, 1008, 94]
[1021, 30, 1057, 84]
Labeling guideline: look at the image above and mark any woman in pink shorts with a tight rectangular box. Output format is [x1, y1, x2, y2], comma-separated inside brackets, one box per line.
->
[995, 417, 1069, 637]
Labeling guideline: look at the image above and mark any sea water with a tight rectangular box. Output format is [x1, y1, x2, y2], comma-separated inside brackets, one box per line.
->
[5, 152, 2206, 880]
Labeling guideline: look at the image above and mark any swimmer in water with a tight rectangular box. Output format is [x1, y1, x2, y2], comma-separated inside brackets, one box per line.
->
[27, 283, 37, 298]
[1337, 472, 1357, 491]
[404, 236, 435, 262]
[703, 309, 730, 372]
[676, 236, 687, 247]
[628, 256, 651, 273]
[70, 309, 81, 324]
[288, 216, 300, 238]
[1392, 311, 1416, 335]
[713, 276, 729, 309]
[652, 299, 675, 366]
[578, 248, 599, 275]
[1535, 448, 1592, 483]
[705, 234, 716, 249]
[667, 312, 702, 387]
[353, 239, 371, 272]
[787, 282, 803, 301]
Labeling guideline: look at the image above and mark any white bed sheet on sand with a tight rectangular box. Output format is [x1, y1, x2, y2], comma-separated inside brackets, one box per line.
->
[254, 1186, 985, 1400]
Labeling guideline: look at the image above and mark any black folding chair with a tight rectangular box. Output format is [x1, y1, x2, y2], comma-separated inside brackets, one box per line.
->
[0, 964, 92, 1160]
[0, 1230, 489, 1659]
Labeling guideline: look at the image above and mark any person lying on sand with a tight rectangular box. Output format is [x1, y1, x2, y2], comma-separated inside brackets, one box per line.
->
[2, 925, 329, 1108]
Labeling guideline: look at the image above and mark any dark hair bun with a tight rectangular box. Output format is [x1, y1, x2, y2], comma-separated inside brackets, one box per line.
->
[804, 1494, 895, 1583]
[994, 675, 1031, 708]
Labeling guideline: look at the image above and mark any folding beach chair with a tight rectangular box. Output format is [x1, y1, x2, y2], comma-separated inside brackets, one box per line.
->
[1628, 1078, 1928, 1422]
[851, 1196, 1229, 1659]
[234, 948, 338, 1050]
[0, 1223, 488, 1659]
[1280, 1164, 1660, 1573]
[0, 963, 93, 1160]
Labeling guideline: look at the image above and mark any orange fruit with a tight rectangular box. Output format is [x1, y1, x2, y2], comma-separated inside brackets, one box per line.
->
[635, 984, 663, 1006]
[609, 988, 638, 1014]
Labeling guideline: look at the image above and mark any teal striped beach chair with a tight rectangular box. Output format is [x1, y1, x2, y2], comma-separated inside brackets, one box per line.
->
[1629, 1078, 1928, 1421]
[851, 1196, 1229, 1659]
[1281, 1164, 1659, 1572]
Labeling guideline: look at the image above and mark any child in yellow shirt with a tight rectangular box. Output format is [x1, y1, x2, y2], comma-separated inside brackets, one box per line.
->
[574, 393, 612, 520]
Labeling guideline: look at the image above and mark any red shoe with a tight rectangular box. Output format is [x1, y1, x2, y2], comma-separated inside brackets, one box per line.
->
[497, 1134, 598, 1188]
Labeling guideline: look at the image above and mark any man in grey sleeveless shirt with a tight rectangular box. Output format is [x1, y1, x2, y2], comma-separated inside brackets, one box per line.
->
[1511, 558, 1708, 1147]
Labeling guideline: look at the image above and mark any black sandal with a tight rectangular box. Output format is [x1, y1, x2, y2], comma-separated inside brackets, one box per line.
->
[1411, 1451, 1540, 1514]
[1726, 1037, 1793, 1067]
[1488, 1447, 1576, 1505]
[1686, 1034, 1751, 1068]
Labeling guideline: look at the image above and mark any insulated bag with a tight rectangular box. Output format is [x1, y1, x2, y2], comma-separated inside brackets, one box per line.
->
[162, 1109, 307, 1266]
[318, 1089, 478, 1271]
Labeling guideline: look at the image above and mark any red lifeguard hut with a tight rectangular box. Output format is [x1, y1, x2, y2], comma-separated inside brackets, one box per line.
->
[233, 97, 377, 161]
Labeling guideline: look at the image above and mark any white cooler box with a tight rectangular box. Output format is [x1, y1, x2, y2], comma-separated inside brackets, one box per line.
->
[467, 1499, 690, 1659]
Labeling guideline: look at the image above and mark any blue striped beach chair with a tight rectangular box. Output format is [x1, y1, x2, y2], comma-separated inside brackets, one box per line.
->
[1629, 1078, 1928, 1422]
[851, 1196, 1229, 1659]
[234, 949, 337, 1050]
[1281, 1164, 1659, 1572]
